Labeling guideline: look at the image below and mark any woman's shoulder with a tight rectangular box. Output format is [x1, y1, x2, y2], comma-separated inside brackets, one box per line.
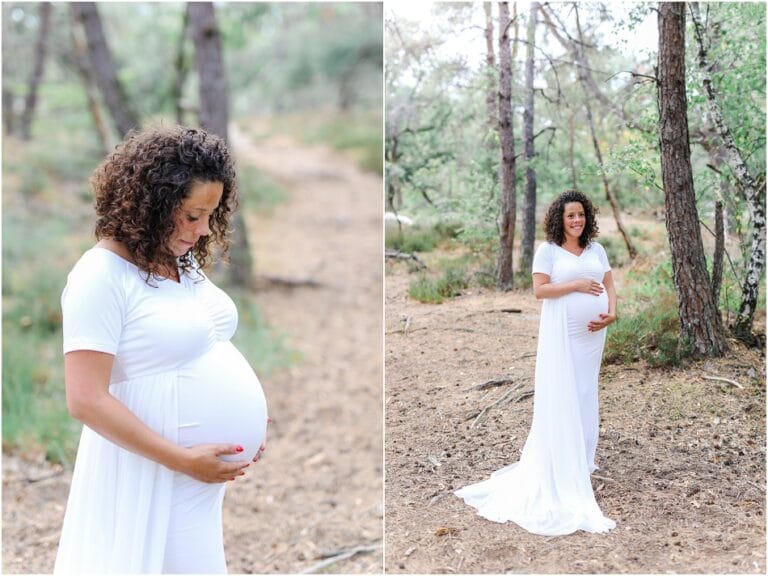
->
[587, 240, 607, 254]
[65, 247, 136, 298]
[535, 241, 557, 254]
[72, 246, 132, 276]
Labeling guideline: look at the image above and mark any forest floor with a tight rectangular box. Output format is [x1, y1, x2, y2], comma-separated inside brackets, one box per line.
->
[2, 122, 383, 574]
[384, 226, 766, 574]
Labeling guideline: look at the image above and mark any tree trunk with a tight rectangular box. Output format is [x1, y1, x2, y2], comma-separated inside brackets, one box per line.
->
[188, 2, 253, 289]
[690, 2, 766, 343]
[71, 2, 139, 138]
[386, 134, 400, 212]
[574, 6, 637, 260]
[496, 2, 517, 291]
[657, 2, 728, 357]
[20, 2, 52, 140]
[70, 13, 112, 154]
[173, 7, 191, 125]
[712, 199, 724, 306]
[567, 112, 577, 188]
[2, 87, 14, 136]
[188, 3, 229, 139]
[518, 2, 538, 275]
[1, 4, 14, 135]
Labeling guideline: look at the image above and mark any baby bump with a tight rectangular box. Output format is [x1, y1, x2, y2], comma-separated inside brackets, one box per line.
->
[177, 341, 268, 462]
[563, 290, 608, 337]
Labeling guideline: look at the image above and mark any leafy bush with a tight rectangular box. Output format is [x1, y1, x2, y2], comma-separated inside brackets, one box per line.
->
[604, 259, 693, 367]
[600, 235, 629, 268]
[386, 225, 445, 253]
[409, 261, 469, 304]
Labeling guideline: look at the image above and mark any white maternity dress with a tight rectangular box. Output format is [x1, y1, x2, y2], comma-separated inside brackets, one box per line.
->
[54, 247, 269, 573]
[455, 241, 616, 535]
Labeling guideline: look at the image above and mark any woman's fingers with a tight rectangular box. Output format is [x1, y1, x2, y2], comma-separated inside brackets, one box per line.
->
[213, 443, 245, 457]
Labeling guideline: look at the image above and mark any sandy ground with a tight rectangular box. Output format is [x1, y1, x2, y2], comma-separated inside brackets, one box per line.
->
[2, 123, 383, 574]
[384, 241, 766, 574]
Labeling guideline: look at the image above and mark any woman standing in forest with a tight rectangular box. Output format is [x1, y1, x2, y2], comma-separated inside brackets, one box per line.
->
[455, 189, 617, 535]
[55, 125, 269, 573]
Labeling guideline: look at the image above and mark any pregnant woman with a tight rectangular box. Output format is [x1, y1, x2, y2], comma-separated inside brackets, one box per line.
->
[54, 125, 269, 573]
[455, 189, 617, 535]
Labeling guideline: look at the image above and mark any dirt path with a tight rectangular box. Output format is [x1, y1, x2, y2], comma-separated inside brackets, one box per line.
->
[225, 124, 383, 573]
[385, 260, 765, 574]
[1, 125, 383, 574]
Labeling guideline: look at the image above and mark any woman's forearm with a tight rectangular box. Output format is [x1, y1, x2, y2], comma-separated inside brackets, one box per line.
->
[70, 391, 188, 472]
[533, 279, 578, 300]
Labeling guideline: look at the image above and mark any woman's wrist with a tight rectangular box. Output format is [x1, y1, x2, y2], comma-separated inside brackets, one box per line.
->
[163, 444, 190, 474]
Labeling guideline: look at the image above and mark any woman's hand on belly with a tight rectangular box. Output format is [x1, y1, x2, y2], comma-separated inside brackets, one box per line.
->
[573, 278, 605, 296]
[587, 312, 617, 332]
[176, 443, 251, 483]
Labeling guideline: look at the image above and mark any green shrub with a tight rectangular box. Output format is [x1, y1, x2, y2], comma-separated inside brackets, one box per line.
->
[386, 226, 441, 253]
[409, 261, 469, 304]
[2, 329, 78, 465]
[604, 260, 693, 367]
[386, 222, 463, 253]
[600, 235, 628, 268]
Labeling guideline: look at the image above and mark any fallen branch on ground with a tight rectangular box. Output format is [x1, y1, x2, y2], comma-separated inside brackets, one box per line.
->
[592, 474, 615, 483]
[464, 308, 523, 319]
[702, 374, 744, 389]
[302, 543, 381, 574]
[468, 383, 534, 428]
[467, 375, 530, 391]
[385, 249, 427, 269]
[258, 275, 323, 289]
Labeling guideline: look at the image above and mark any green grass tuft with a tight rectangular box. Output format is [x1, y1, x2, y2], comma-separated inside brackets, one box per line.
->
[409, 261, 469, 304]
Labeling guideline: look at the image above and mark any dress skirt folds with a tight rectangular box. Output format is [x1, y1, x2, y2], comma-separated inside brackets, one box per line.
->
[55, 371, 179, 572]
[455, 241, 616, 536]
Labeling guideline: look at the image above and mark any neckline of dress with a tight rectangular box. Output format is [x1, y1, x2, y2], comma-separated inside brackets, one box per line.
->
[91, 246, 187, 286]
[555, 242, 588, 257]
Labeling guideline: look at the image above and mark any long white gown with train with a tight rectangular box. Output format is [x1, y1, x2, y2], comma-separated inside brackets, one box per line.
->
[54, 248, 269, 573]
[455, 241, 616, 535]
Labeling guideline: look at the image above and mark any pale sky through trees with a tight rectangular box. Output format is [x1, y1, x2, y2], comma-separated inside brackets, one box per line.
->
[386, 1, 658, 65]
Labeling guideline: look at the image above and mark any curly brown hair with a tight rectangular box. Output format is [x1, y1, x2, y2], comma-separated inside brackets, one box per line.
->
[92, 124, 237, 281]
[543, 189, 600, 248]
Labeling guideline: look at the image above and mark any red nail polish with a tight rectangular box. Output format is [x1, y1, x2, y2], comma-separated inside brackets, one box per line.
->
[235, 445, 244, 452]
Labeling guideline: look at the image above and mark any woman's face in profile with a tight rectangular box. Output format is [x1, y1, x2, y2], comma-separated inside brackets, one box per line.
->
[169, 180, 224, 257]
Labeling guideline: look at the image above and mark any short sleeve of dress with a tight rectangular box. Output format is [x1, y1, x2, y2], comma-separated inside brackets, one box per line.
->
[532, 242, 554, 276]
[594, 242, 612, 274]
[61, 251, 126, 355]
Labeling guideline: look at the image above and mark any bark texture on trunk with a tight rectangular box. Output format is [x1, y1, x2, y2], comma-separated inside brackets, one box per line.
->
[690, 2, 765, 342]
[518, 2, 538, 275]
[189, 2, 253, 289]
[188, 3, 228, 140]
[712, 199, 724, 306]
[71, 2, 139, 138]
[658, 2, 728, 357]
[496, 2, 517, 291]
[20, 2, 52, 140]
